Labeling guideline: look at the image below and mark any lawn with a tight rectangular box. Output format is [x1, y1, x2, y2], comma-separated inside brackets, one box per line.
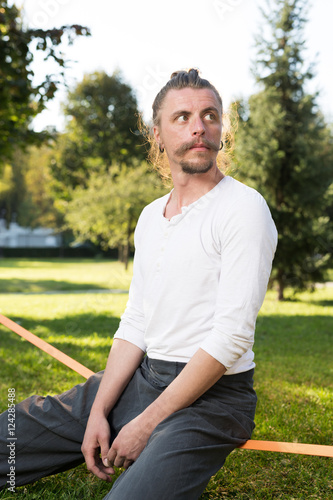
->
[0, 259, 332, 499]
[0, 258, 133, 293]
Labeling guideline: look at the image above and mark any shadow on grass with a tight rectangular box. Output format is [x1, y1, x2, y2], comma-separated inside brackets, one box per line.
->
[0, 311, 120, 374]
[1, 311, 332, 385]
[307, 299, 333, 307]
[0, 312, 121, 407]
[0, 278, 111, 294]
[0, 258, 113, 267]
[1, 311, 331, 390]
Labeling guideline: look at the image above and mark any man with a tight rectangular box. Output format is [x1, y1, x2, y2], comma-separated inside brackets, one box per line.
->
[0, 69, 277, 499]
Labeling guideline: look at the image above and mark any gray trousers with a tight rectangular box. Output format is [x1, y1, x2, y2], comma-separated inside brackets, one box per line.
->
[0, 357, 257, 499]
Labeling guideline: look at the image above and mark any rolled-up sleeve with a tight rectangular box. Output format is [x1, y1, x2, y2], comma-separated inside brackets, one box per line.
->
[200, 192, 277, 369]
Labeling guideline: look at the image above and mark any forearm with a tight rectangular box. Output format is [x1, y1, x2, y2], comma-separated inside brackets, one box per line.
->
[141, 349, 226, 430]
[90, 339, 145, 417]
[105, 348, 226, 469]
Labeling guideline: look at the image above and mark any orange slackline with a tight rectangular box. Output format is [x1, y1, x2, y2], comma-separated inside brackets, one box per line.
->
[1, 313, 332, 458]
[239, 440, 333, 458]
[0, 313, 94, 379]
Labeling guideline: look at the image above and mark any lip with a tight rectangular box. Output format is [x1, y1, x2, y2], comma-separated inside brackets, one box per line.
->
[189, 143, 210, 150]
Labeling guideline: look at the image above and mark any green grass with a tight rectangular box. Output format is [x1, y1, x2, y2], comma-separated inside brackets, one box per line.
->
[0, 259, 332, 499]
[0, 258, 133, 293]
[0, 292, 128, 400]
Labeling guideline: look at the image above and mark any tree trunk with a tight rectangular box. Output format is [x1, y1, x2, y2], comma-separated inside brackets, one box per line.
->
[118, 244, 124, 263]
[277, 269, 285, 301]
[123, 244, 129, 271]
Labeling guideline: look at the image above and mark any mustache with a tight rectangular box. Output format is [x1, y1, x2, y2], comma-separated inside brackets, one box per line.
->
[174, 138, 220, 155]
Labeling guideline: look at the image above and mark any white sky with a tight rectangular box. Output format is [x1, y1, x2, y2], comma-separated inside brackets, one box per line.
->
[17, 0, 333, 131]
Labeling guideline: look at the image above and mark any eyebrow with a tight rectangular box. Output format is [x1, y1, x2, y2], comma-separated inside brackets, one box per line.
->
[201, 106, 221, 115]
[170, 106, 221, 120]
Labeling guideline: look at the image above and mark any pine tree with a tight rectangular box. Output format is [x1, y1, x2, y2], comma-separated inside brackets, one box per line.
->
[234, 0, 333, 300]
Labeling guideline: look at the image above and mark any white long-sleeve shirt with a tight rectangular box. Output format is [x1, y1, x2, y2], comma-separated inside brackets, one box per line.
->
[114, 176, 278, 375]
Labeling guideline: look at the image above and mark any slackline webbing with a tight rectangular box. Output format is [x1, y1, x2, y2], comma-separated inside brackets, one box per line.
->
[1, 313, 332, 458]
[238, 440, 333, 457]
[0, 313, 94, 379]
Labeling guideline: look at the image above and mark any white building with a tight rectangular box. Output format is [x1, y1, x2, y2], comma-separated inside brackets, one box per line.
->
[0, 219, 61, 248]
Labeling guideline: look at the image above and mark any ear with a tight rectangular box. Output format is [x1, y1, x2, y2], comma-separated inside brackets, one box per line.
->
[153, 125, 163, 149]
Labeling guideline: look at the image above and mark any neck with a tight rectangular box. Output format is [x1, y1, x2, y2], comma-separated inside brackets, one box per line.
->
[165, 165, 224, 219]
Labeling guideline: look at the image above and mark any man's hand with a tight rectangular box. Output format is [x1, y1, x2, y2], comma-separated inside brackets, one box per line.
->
[104, 414, 153, 470]
[81, 413, 115, 482]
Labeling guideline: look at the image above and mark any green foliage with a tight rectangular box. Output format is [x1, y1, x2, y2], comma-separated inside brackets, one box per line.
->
[234, 0, 333, 299]
[0, 0, 90, 167]
[16, 144, 61, 228]
[51, 71, 146, 192]
[0, 144, 61, 228]
[49, 71, 163, 261]
[64, 163, 168, 266]
[0, 161, 17, 222]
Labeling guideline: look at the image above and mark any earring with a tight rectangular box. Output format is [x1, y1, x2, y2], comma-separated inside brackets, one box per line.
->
[159, 145, 164, 153]
[219, 141, 223, 150]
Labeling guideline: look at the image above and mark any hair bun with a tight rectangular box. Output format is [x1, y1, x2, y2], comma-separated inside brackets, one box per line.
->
[170, 68, 199, 80]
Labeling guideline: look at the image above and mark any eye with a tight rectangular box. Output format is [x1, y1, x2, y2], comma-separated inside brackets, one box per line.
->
[177, 114, 188, 123]
[205, 113, 216, 121]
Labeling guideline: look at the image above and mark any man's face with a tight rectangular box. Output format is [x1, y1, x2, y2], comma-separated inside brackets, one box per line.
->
[154, 87, 222, 175]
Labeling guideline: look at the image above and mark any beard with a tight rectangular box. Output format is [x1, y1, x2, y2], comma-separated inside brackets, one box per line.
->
[174, 137, 219, 175]
[180, 158, 214, 175]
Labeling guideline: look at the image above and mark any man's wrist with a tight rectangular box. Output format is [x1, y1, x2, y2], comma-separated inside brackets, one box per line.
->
[89, 401, 113, 419]
[140, 398, 172, 432]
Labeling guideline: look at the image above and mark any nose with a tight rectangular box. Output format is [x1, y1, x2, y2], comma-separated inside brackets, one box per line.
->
[191, 116, 205, 136]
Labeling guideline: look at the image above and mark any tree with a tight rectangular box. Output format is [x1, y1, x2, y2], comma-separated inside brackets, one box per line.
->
[64, 162, 168, 268]
[0, 0, 90, 168]
[0, 148, 26, 225]
[18, 144, 62, 229]
[53, 72, 166, 262]
[51, 71, 146, 192]
[0, 162, 15, 222]
[234, 0, 333, 300]
[0, 144, 62, 229]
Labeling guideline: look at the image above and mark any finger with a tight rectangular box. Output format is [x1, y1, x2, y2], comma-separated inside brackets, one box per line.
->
[102, 456, 113, 468]
[106, 447, 117, 467]
[123, 459, 134, 470]
[97, 454, 115, 476]
[89, 462, 114, 482]
[100, 440, 112, 469]
[85, 449, 114, 479]
[114, 455, 125, 468]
